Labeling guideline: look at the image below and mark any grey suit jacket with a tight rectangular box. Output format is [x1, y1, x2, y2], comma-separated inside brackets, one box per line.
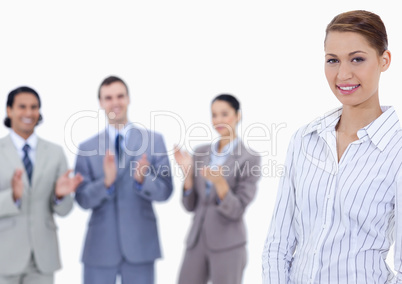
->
[0, 135, 73, 275]
[74, 126, 173, 267]
[182, 141, 261, 251]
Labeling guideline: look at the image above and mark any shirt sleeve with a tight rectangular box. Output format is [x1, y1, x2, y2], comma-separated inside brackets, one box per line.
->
[106, 184, 116, 195]
[0, 188, 20, 217]
[392, 174, 402, 283]
[133, 133, 173, 202]
[215, 153, 261, 221]
[74, 148, 111, 210]
[182, 155, 198, 212]
[51, 146, 74, 216]
[262, 133, 298, 284]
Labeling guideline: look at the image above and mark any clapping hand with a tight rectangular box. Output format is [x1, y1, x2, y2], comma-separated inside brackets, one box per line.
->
[133, 154, 150, 184]
[103, 150, 117, 188]
[11, 169, 24, 201]
[174, 145, 194, 190]
[200, 166, 229, 200]
[55, 169, 83, 198]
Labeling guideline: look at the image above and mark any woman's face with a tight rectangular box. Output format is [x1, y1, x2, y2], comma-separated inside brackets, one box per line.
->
[211, 100, 240, 137]
[324, 31, 390, 108]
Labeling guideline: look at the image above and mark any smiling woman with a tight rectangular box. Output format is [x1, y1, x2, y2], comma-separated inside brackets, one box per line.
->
[324, 27, 390, 111]
[262, 10, 402, 284]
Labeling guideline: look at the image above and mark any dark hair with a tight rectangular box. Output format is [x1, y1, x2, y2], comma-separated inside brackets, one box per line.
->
[98, 76, 129, 99]
[325, 10, 388, 55]
[212, 94, 240, 113]
[4, 86, 43, 128]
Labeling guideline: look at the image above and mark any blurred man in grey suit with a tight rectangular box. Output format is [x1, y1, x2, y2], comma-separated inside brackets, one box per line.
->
[75, 76, 173, 284]
[0, 86, 83, 284]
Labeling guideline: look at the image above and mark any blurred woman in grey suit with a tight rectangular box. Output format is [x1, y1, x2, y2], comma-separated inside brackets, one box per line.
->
[174, 94, 261, 284]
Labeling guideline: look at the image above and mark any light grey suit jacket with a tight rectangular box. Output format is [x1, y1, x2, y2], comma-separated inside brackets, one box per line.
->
[0, 135, 73, 275]
[182, 141, 261, 251]
[75, 127, 173, 267]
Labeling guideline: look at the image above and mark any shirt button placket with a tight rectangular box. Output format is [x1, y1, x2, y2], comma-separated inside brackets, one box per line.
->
[310, 171, 337, 283]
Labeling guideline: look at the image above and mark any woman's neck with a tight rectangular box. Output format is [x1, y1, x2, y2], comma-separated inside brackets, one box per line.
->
[217, 135, 237, 153]
[337, 103, 382, 136]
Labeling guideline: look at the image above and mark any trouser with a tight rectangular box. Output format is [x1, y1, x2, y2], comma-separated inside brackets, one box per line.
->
[84, 260, 154, 284]
[178, 229, 247, 284]
[0, 254, 53, 284]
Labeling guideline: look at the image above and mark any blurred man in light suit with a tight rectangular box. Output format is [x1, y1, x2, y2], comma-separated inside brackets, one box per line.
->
[75, 76, 173, 284]
[0, 86, 83, 284]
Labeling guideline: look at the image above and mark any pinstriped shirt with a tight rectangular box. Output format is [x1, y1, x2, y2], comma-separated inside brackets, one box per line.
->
[262, 106, 402, 284]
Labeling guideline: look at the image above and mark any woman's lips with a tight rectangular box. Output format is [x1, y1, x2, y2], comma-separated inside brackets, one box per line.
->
[337, 84, 360, 95]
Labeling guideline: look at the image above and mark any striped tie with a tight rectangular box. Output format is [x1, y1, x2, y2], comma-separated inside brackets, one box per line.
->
[115, 134, 123, 161]
[23, 144, 33, 184]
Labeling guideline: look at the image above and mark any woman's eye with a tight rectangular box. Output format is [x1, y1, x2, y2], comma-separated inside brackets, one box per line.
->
[327, 58, 339, 64]
[352, 57, 365, 63]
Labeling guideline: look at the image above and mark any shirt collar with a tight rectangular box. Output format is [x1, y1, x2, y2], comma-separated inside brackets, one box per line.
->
[9, 130, 38, 151]
[303, 107, 342, 137]
[212, 137, 239, 156]
[359, 106, 400, 151]
[106, 123, 130, 140]
[303, 106, 400, 151]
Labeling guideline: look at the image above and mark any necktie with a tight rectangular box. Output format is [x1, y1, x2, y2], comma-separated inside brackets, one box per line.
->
[115, 134, 123, 161]
[23, 144, 33, 184]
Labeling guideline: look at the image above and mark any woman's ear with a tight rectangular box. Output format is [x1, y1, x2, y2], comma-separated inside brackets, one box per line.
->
[381, 50, 391, 72]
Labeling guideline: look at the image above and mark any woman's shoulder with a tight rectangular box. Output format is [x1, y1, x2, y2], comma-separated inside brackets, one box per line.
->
[388, 128, 402, 150]
[193, 143, 211, 154]
[287, 122, 317, 145]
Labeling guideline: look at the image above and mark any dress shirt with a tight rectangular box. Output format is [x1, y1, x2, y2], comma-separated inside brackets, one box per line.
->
[9, 130, 37, 165]
[8, 130, 63, 204]
[262, 106, 402, 284]
[183, 138, 239, 198]
[210, 137, 239, 167]
[107, 123, 130, 158]
[106, 123, 143, 194]
[9, 131, 38, 206]
[206, 138, 239, 196]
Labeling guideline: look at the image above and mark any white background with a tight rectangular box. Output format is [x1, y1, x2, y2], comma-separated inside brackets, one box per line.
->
[1, 1, 401, 283]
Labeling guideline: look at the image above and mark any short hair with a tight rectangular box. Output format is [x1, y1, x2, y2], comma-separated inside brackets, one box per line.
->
[4, 86, 43, 128]
[98, 76, 129, 99]
[212, 94, 240, 113]
[325, 10, 388, 55]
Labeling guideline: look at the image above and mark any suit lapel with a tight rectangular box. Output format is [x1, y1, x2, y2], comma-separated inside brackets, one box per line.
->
[31, 138, 47, 188]
[0, 135, 30, 188]
[94, 130, 108, 174]
[117, 125, 143, 178]
[99, 130, 108, 157]
[221, 140, 242, 171]
[196, 145, 212, 203]
[100, 128, 128, 179]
